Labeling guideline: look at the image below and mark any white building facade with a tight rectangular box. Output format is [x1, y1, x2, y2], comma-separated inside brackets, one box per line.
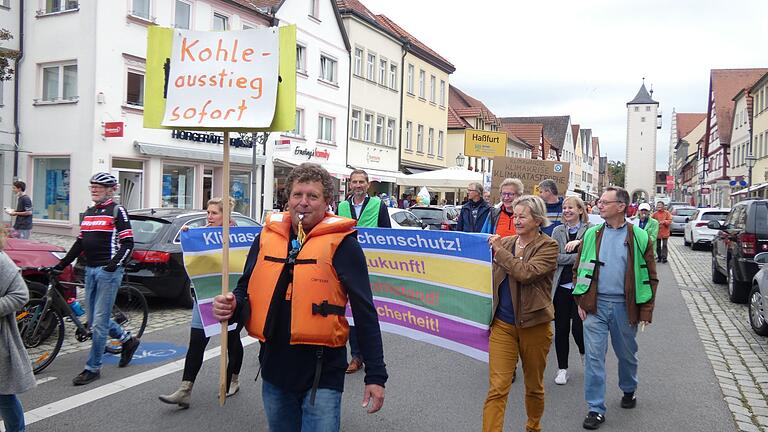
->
[0, 0, 20, 222]
[728, 90, 752, 194]
[624, 83, 659, 202]
[19, 0, 272, 235]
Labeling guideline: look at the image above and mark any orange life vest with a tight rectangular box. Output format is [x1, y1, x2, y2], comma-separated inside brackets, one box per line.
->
[246, 212, 357, 347]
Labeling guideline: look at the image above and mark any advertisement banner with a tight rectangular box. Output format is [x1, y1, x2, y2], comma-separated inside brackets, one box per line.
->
[181, 226, 493, 361]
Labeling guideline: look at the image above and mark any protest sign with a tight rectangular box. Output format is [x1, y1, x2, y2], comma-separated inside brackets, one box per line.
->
[491, 156, 570, 202]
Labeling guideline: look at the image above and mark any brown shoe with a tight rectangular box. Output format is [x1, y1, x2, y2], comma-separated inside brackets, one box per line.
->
[346, 357, 363, 374]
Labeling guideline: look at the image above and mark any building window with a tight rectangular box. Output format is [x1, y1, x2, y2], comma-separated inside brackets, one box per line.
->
[427, 128, 434, 155]
[417, 124, 424, 152]
[389, 64, 397, 90]
[634, 106, 639, 112]
[126, 70, 144, 107]
[429, 75, 436, 103]
[162, 165, 195, 209]
[41, 62, 77, 102]
[174, 0, 190, 29]
[213, 13, 228, 30]
[296, 44, 306, 74]
[387, 119, 395, 147]
[291, 108, 304, 136]
[379, 59, 387, 86]
[363, 113, 372, 142]
[439, 80, 445, 106]
[641, 117, 646, 122]
[32, 157, 70, 220]
[350, 109, 360, 140]
[438, 130, 444, 157]
[129, 0, 149, 18]
[320, 55, 337, 83]
[646, 106, 651, 112]
[366, 53, 375, 81]
[354, 47, 363, 76]
[318, 115, 334, 142]
[309, 0, 319, 19]
[418, 70, 425, 98]
[407, 64, 414, 94]
[375, 116, 384, 145]
[405, 121, 412, 150]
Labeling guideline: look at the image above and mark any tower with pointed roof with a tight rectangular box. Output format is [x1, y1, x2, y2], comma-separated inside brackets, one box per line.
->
[625, 80, 660, 202]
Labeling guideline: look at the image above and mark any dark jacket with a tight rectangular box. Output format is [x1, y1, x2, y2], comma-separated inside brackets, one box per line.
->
[541, 196, 564, 236]
[572, 223, 659, 324]
[492, 233, 558, 328]
[457, 199, 491, 233]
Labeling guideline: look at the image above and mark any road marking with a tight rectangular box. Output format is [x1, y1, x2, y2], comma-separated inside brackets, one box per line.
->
[19, 336, 258, 427]
[35, 376, 58, 385]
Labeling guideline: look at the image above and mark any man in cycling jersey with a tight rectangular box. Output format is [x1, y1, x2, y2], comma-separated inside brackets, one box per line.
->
[55, 172, 140, 386]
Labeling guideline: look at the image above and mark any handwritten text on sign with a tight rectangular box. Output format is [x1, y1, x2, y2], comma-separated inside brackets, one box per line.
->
[162, 28, 280, 128]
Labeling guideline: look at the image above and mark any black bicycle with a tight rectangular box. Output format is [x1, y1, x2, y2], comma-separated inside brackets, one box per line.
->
[16, 267, 149, 374]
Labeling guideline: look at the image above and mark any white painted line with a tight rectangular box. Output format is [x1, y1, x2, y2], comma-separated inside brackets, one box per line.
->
[35, 376, 58, 385]
[19, 336, 258, 427]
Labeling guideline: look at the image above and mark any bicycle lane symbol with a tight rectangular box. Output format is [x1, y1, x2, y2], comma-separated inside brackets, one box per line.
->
[102, 341, 188, 366]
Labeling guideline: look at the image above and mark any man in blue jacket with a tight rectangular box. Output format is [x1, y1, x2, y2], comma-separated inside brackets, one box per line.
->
[457, 182, 490, 233]
[538, 179, 564, 236]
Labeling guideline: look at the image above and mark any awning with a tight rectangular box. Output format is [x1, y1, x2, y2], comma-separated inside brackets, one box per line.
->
[273, 158, 351, 180]
[134, 142, 265, 166]
[730, 182, 768, 196]
[402, 166, 431, 175]
[350, 166, 402, 183]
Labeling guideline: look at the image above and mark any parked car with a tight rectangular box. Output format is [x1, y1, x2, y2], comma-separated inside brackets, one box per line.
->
[668, 202, 691, 213]
[408, 206, 459, 231]
[75, 208, 261, 307]
[748, 252, 768, 335]
[4, 237, 76, 298]
[670, 206, 697, 235]
[684, 208, 730, 250]
[710, 199, 768, 303]
[388, 208, 428, 230]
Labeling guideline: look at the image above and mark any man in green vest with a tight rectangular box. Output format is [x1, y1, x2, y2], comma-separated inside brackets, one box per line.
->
[636, 203, 658, 259]
[572, 186, 658, 430]
[337, 169, 391, 374]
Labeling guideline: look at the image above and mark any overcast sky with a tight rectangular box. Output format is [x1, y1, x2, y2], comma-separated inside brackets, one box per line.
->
[362, 0, 768, 169]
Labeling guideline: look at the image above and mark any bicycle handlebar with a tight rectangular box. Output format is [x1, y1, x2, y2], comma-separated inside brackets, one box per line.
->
[20, 266, 63, 275]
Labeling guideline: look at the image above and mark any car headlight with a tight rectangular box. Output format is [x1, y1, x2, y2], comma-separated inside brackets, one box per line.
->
[51, 252, 67, 260]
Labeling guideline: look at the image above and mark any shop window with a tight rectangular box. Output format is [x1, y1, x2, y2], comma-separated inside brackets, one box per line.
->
[162, 165, 195, 209]
[126, 70, 144, 107]
[32, 157, 70, 220]
[230, 171, 251, 216]
[174, 0, 190, 29]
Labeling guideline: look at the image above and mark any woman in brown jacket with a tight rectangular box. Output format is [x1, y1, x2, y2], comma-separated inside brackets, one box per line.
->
[483, 195, 559, 432]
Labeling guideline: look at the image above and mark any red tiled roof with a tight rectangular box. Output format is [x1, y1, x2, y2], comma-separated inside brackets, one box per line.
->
[708, 68, 768, 149]
[501, 123, 543, 158]
[449, 86, 501, 127]
[675, 113, 706, 141]
[447, 106, 472, 129]
[376, 14, 455, 73]
[571, 124, 580, 149]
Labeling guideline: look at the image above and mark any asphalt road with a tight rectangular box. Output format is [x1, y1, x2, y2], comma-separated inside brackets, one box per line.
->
[14, 262, 736, 431]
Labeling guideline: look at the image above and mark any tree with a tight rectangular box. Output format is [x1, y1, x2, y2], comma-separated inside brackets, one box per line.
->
[0, 29, 17, 81]
[607, 160, 625, 187]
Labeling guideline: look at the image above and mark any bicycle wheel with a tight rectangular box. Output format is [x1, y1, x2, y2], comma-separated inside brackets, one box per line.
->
[17, 299, 65, 374]
[113, 285, 148, 339]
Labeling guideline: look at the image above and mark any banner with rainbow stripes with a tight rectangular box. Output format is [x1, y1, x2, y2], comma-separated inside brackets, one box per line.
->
[181, 226, 493, 360]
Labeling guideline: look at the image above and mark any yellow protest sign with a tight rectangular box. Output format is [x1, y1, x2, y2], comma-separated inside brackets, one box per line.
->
[464, 129, 507, 158]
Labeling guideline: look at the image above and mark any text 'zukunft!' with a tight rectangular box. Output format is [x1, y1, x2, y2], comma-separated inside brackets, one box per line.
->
[161, 28, 280, 128]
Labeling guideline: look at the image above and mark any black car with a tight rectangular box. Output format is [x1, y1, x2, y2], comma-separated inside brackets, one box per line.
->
[710, 199, 768, 303]
[76, 208, 260, 307]
[408, 206, 459, 231]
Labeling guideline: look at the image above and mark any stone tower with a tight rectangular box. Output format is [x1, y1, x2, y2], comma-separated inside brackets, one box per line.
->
[624, 81, 660, 203]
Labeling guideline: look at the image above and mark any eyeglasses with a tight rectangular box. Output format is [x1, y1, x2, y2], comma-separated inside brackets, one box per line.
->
[597, 200, 621, 206]
[500, 192, 519, 198]
[467, 189, 478, 192]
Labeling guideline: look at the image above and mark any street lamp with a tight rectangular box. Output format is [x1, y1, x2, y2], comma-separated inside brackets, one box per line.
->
[456, 153, 466, 168]
[746, 152, 757, 197]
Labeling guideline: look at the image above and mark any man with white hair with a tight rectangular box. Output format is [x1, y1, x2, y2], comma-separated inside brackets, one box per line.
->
[458, 182, 490, 233]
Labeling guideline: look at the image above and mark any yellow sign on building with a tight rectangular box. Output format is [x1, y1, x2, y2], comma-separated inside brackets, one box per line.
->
[464, 129, 507, 158]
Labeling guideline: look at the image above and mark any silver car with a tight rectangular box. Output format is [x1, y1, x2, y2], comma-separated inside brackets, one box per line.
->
[670, 206, 697, 235]
[748, 252, 768, 335]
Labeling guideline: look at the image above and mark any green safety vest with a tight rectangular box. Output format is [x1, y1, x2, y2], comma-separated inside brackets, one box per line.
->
[573, 223, 653, 304]
[337, 197, 382, 227]
[640, 217, 659, 258]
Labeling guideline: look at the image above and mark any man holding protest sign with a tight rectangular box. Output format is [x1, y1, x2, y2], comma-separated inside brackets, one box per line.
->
[213, 163, 387, 431]
[337, 169, 390, 374]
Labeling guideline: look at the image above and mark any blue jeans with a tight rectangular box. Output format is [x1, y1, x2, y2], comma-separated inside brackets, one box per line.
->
[84, 266, 130, 372]
[15, 229, 30, 240]
[583, 298, 638, 414]
[0, 394, 25, 432]
[261, 379, 342, 432]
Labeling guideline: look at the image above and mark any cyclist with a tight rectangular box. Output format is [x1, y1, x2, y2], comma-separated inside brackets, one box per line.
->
[54, 172, 140, 386]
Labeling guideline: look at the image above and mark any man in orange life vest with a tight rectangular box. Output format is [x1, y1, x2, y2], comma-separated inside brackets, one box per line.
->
[213, 163, 387, 431]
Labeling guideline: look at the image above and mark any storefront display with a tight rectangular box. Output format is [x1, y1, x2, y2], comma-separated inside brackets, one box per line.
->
[33, 157, 70, 220]
[162, 164, 195, 209]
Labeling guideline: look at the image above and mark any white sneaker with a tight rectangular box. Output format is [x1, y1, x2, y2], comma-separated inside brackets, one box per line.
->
[554, 369, 568, 385]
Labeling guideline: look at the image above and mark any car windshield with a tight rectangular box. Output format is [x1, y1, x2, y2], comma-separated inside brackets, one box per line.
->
[131, 218, 169, 243]
[410, 208, 443, 221]
[676, 208, 696, 216]
[701, 212, 728, 221]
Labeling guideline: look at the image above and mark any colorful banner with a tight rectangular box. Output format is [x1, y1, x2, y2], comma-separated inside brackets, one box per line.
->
[180, 226, 493, 361]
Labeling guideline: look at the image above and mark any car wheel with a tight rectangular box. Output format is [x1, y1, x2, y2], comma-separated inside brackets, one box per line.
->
[749, 285, 768, 336]
[712, 255, 726, 284]
[728, 263, 749, 304]
[684, 233, 691, 247]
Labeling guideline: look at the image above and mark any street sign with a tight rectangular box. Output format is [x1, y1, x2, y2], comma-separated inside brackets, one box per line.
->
[701, 187, 711, 194]
[740, 180, 748, 187]
[464, 129, 507, 158]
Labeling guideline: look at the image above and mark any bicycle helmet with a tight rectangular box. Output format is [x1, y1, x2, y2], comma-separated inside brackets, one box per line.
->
[90, 172, 118, 187]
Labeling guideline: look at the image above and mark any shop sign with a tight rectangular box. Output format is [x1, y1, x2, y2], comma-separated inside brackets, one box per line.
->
[275, 138, 290, 148]
[366, 152, 381, 163]
[294, 146, 330, 161]
[104, 122, 124, 137]
[171, 129, 253, 148]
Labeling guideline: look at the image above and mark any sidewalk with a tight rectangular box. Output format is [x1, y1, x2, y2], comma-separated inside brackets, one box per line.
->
[30, 231, 77, 249]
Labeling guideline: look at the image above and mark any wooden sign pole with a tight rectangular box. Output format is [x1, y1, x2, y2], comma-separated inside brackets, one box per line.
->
[219, 130, 231, 406]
